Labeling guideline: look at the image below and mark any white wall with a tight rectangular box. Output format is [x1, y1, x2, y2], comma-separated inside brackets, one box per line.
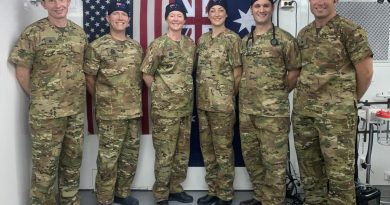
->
[278, 0, 311, 186]
[357, 65, 390, 185]
[2, 0, 389, 203]
[0, 1, 47, 204]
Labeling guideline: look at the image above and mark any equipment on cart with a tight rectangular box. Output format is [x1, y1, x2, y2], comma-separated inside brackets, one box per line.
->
[375, 109, 390, 146]
[355, 99, 390, 205]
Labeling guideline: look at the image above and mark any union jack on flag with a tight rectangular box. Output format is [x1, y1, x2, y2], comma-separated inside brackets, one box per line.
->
[83, 0, 254, 166]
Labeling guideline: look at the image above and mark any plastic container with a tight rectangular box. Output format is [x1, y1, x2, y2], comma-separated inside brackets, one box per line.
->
[375, 109, 390, 146]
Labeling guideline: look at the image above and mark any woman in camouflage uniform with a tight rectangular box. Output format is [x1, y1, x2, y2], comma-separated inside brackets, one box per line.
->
[84, 1, 142, 205]
[141, 2, 196, 205]
[196, 1, 242, 205]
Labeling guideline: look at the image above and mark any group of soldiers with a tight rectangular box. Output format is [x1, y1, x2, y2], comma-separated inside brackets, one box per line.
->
[8, 0, 373, 205]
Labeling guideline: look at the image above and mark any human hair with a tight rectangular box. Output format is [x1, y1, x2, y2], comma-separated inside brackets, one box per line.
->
[250, 0, 274, 6]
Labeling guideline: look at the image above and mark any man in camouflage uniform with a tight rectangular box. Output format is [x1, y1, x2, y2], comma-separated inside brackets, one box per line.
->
[8, 0, 87, 204]
[195, 1, 242, 205]
[141, 3, 196, 205]
[293, 0, 373, 204]
[83, 1, 142, 205]
[239, 0, 301, 204]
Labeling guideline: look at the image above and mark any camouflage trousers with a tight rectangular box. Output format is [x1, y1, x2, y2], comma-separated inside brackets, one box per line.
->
[95, 118, 140, 205]
[240, 113, 289, 205]
[293, 112, 357, 205]
[198, 110, 235, 201]
[152, 115, 191, 202]
[29, 113, 84, 205]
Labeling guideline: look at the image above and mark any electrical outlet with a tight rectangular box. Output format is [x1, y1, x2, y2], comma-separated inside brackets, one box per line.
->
[280, 0, 294, 8]
[384, 171, 390, 181]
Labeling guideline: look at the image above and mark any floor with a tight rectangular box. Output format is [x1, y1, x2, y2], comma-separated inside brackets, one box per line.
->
[79, 190, 253, 205]
[79, 186, 390, 205]
[377, 185, 390, 205]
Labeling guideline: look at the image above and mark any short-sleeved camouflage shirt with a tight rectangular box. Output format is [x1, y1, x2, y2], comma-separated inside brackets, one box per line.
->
[294, 15, 373, 117]
[84, 34, 143, 120]
[196, 29, 242, 113]
[141, 34, 195, 118]
[240, 27, 301, 117]
[8, 18, 87, 119]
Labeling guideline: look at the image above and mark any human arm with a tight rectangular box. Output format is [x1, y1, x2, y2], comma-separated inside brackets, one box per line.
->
[355, 57, 373, 100]
[286, 68, 301, 92]
[85, 74, 96, 95]
[140, 40, 160, 89]
[233, 66, 242, 95]
[83, 43, 100, 96]
[15, 65, 31, 95]
[283, 33, 302, 93]
[143, 73, 154, 89]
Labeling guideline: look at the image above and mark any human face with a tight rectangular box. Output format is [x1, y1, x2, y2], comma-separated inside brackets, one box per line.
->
[106, 11, 130, 33]
[208, 5, 227, 27]
[251, 0, 273, 26]
[309, 0, 338, 21]
[166, 11, 186, 32]
[41, 0, 71, 21]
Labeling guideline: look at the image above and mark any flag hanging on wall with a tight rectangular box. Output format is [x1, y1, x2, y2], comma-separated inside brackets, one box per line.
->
[83, 0, 254, 166]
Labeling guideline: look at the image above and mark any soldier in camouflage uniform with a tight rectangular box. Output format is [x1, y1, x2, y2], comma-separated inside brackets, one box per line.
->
[141, 3, 196, 205]
[83, 1, 142, 205]
[239, 0, 301, 205]
[293, 0, 373, 204]
[195, 1, 242, 205]
[8, 0, 87, 204]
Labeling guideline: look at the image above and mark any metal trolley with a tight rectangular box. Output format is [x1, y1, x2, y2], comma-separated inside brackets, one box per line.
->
[356, 99, 390, 205]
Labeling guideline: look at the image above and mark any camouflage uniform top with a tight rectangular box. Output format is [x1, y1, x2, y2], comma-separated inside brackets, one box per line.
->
[240, 27, 301, 117]
[141, 34, 196, 118]
[84, 34, 143, 120]
[9, 18, 87, 119]
[294, 15, 373, 118]
[196, 29, 242, 113]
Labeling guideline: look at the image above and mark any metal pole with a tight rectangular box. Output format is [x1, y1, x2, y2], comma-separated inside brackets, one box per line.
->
[366, 123, 374, 184]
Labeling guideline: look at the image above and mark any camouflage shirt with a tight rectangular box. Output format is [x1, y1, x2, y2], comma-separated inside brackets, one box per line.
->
[240, 26, 301, 117]
[141, 34, 196, 118]
[84, 34, 143, 120]
[9, 18, 87, 119]
[294, 15, 373, 117]
[196, 29, 242, 113]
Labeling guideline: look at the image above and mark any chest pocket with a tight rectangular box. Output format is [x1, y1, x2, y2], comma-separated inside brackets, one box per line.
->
[317, 37, 345, 70]
[38, 37, 61, 57]
[100, 48, 129, 77]
[161, 47, 181, 74]
[261, 45, 284, 69]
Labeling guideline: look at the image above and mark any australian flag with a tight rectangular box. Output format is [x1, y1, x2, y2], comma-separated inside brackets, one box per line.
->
[178, 0, 255, 167]
[83, 0, 254, 166]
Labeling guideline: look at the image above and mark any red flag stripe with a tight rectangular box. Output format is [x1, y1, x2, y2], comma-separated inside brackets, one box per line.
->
[140, 0, 150, 134]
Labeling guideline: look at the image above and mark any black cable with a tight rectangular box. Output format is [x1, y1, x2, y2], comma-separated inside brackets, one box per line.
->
[286, 130, 303, 204]
[276, 0, 281, 27]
